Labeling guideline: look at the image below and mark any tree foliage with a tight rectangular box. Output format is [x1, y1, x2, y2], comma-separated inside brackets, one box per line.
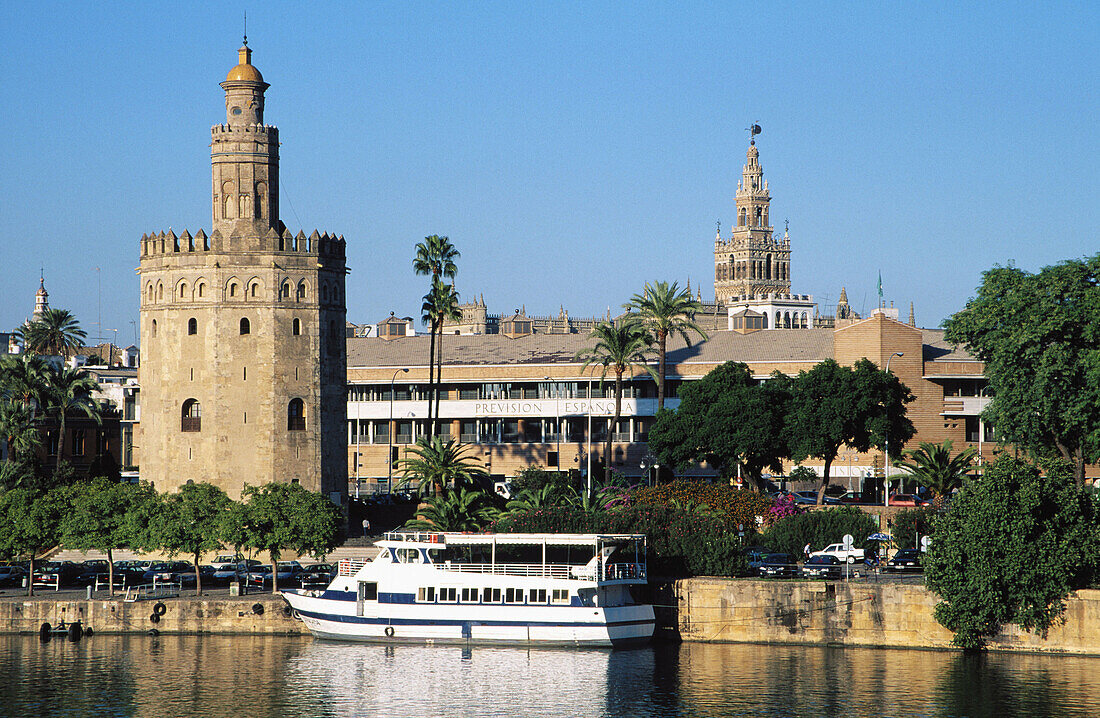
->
[0, 488, 61, 595]
[413, 234, 461, 438]
[59, 478, 150, 595]
[624, 280, 707, 411]
[924, 457, 1100, 650]
[785, 358, 915, 503]
[156, 482, 232, 594]
[942, 256, 1100, 488]
[890, 506, 938, 550]
[239, 482, 340, 592]
[649, 362, 789, 490]
[17, 308, 88, 358]
[761, 505, 878, 558]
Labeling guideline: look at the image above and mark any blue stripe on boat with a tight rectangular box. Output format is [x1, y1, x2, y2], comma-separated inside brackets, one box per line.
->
[294, 607, 654, 630]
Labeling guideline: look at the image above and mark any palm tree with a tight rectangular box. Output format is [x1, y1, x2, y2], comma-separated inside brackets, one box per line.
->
[0, 400, 41, 469]
[420, 277, 462, 436]
[404, 487, 499, 532]
[575, 320, 658, 483]
[413, 235, 460, 439]
[894, 440, 977, 501]
[395, 436, 489, 497]
[45, 366, 101, 466]
[432, 282, 462, 434]
[505, 484, 563, 514]
[17, 309, 87, 358]
[625, 280, 708, 411]
[0, 355, 52, 416]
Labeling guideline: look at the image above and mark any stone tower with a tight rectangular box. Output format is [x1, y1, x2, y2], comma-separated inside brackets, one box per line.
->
[33, 276, 49, 319]
[713, 139, 791, 304]
[138, 41, 348, 500]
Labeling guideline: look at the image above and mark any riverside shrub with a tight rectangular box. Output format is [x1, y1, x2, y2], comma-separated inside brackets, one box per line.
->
[488, 505, 745, 577]
[762, 505, 877, 558]
[630, 480, 773, 528]
[890, 506, 938, 549]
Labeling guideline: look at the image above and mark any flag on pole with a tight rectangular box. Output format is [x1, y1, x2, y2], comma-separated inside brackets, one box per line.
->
[877, 271, 883, 306]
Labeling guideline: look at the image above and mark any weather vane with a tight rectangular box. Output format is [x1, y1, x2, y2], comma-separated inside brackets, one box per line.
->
[746, 123, 762, 144]
[243, 11, 248, 45]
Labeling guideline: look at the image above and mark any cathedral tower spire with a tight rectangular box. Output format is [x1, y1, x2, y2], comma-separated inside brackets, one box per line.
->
[713, 130, 791, 304]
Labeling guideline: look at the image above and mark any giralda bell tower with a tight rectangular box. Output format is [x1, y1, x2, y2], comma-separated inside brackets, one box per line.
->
[138, 41, 348, 500]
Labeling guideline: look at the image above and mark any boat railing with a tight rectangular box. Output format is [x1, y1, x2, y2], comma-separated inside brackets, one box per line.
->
[382, 531, 446, 544]
[337, 559, 369, 577]
[440, 562, 577, 579]
[604, 562, 647, 581]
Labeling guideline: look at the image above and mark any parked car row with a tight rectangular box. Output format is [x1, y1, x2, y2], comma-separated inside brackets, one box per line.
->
[0, 558, 337, 590]
[743, 545, 925, 580]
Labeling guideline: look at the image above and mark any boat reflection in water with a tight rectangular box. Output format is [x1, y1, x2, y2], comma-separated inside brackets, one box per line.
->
[285, 640, 657, 718]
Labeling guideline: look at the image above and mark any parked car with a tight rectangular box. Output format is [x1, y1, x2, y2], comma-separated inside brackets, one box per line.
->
[211, 560, 262, 585]
[210, 554, 243, 570]
[32, 561, 82, 588]
[744, 546, 770, 572]
[757, 553, 797, 578]
[801, 555, 845, 579]
[885, 549, 924, 572]
[142, 561, 195, 587]
[0, 564, 27, 587]
[837, 491, 866, 504]
[75, 560, 113, 586]
[888, 493, 929, 507]
[791, 491, 841, 505]
[811, 542, 865, 564]
[297, 563, 335, 588]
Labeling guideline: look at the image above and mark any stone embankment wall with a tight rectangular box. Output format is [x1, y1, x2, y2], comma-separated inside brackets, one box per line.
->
[0, 595, 307, 635]
[665, 579, 1100, 655]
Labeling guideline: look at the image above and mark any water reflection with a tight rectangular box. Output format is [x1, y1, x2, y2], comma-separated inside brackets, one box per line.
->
[1, 634, 1099, 717]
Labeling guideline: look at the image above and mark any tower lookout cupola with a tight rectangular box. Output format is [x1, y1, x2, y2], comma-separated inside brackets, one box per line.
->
[212, 40, 279, 233]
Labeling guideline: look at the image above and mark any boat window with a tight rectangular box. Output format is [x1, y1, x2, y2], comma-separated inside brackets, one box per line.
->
[460, 588, 478, 603]
[439, 587, 457, 603]
[375, 548, 394, 562]
[417, 586, 436, 603]
[528, 588, 547, 604]
[505, 588, 525, 604]
[551, 589, 570, 605]
[482, 587, 501, 603]
[359, 581, 378, 601]
[397, 549, 419, 564]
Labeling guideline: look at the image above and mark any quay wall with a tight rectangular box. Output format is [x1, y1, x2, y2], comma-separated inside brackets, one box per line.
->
[0, 595, 307, 635]
[663, 578, 1100, 655]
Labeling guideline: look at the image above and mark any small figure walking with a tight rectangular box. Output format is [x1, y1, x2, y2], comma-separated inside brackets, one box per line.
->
[362, 518, 370, 537]
[803, 543, 812, 560]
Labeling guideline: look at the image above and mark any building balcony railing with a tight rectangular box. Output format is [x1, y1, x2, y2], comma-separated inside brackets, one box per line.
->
[395, 435, 413, 444]
[181, 417, 201, 432]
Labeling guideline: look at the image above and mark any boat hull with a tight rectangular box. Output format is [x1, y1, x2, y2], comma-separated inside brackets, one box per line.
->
[282, 590, 654, 647]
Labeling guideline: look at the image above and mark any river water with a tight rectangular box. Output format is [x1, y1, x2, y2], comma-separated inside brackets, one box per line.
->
[3, 634, 1099, 717]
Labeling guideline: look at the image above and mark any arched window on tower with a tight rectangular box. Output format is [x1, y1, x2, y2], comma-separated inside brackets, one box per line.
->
[297, 282, 307, 301]
[151, 319, 157, 337]
[250, 282, 259, 298]
[179, 282, 188, 301]
[197, 283, 205, 298]
[292, 318, 301, 336]
[181, 399, 202, 432]
[240, 318, 250, 335]
[775, 311, 781, 329]
[288, 398, 305, 431]
[229, 283, 238, 298]
[801, 312, 808, 328]
[321, 284, 329, 302]
[755, 207, 763, 226]
[762, 314, 768, 329]
[281, 282, 290, 300]
[157, 284, 164, 301]
[187, 318, 197, 335]
[739, 208, 746, 226]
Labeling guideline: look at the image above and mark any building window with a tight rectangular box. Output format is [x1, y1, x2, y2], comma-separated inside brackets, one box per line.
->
[181, 399, 202, 432]
[281, 282, 290, 300]
[292, 318, 301, 336]
[395, 421, 413, 444]
[297, 282, 306, 301]
[197, 283, 205, 298]
[240, 317, 250, 335]
[151, 319, 157, 337]
[502, 419, 520, 443]
[187, 318, 197, 335]
[288, 398, 305, 431]
[250, 283, 258, 298]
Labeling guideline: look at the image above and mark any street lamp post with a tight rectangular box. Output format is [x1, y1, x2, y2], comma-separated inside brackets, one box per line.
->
[388, 368, 409, 494]
[883, 352, 904, 508]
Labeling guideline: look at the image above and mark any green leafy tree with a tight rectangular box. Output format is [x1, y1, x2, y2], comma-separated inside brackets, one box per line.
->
[0, 488, 61, 596]
[890, 506, 937, 550]
[0, 354, 51, 415]
[405, 487, 499, 532]
[785, 358, 915, 504]
[413, 235, 460, 438]
[59, 478, 150, 595]
[505, 484, 564, 514]
[0, 400, 42, 474]
[648, 362, 789, 491]
[624, 280, 708, 410]
[575, 320, 658, 483]
[421, 277, 461, 434]
[157, 483, 233, 594]
[942, 256, 1100, 488]
[396, 436, 489, 497]
[509, 466, 571, 494]
[925, 456, 1100, 650]
[895, 440, 977, 501]
[241, 482, 340, 593]
[17, 308, 88, 359]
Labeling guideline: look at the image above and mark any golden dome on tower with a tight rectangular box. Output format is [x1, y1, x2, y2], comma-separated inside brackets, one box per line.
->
[225, 42, 264, 83]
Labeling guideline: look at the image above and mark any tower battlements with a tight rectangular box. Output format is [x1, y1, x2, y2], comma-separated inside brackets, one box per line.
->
[141, 228, 346, 258]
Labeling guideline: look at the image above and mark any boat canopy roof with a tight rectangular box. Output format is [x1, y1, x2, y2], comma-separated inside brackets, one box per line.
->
[380, 531, 645, 548]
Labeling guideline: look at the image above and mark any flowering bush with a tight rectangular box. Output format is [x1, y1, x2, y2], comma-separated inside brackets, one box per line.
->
[630, 481, 772, 528]
[764, 493, 803, 526]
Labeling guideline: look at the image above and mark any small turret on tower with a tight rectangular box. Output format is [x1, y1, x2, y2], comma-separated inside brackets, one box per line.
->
[33, 275, 49, 319]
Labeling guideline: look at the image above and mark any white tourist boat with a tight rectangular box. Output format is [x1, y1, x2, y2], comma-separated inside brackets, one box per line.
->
[281, 531, 655, 647]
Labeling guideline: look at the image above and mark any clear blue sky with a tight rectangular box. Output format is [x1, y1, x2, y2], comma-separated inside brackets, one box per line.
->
[2, 2, 1098, 345]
